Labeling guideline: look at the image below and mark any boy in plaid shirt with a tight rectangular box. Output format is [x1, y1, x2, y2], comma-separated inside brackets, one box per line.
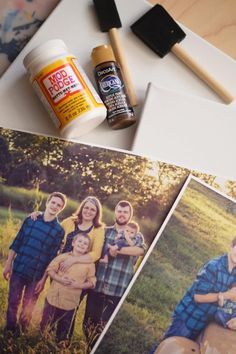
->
[163, 237, 236, 341]
[3, 192, 66, 333]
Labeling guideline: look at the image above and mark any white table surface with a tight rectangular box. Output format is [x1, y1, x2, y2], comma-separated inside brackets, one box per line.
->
[0, 0, 235, 160]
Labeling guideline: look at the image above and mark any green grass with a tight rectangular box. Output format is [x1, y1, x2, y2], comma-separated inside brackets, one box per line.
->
[0, 207, 25, 260]
[0, 184, 80, 220]
[0, 207, 26, 222]
[96, 179, 236, 354]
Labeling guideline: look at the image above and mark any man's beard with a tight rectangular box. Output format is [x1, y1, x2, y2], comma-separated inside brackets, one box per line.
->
[115, 218, 128, 226]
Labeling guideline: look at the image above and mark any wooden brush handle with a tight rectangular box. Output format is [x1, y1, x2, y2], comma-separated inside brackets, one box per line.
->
[109, 28, 138, 107]
[171, 43, 234, 104]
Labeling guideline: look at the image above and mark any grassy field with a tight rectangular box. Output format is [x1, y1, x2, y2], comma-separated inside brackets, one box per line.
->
[0, 207, 26, 221]
[96, 178, 236, 354]
[0, 207, 25, 260]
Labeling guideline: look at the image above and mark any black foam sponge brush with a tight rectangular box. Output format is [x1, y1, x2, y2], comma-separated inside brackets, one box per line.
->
[93, 0, 121, 32]
[131, 4, 186, 58]
[131, 4, 234, 103]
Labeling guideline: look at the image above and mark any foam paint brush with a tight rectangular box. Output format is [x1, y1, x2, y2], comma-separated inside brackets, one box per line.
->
[93, 0, 138, 106]
[131, 5, 234, 104]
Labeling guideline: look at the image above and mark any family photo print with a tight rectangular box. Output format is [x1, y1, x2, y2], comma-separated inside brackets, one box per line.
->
[0, 126, 192, 353]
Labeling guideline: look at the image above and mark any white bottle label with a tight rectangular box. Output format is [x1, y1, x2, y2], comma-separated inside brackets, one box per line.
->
[42, 64, 83, 104]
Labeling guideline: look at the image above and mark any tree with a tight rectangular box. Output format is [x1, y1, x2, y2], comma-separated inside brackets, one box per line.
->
[7, 160, 45, 188]
[0, 136, 11, 178]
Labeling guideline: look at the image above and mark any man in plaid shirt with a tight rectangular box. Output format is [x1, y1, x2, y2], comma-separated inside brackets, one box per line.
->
[83, 200, 145, 345]
[3, 192, 66, 333]
[162, 237, 236, 342]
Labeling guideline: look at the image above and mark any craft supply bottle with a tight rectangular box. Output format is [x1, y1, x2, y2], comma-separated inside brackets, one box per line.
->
[91, 45, 136, 130]
[23, 39, 107, 138]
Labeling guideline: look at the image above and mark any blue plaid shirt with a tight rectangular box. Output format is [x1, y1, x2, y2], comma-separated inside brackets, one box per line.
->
[95, 226, 146, 297]
[174, 254, 236, 333]
[10, 214, 64, 281]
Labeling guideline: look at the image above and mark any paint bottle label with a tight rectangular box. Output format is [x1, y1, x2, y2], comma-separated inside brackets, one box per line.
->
[32, 55, 104, 130]
[95, 62, 133, 122]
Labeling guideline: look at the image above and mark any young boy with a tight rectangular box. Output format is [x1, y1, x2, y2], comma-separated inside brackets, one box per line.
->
[40, 233, 96, 343]
[99, 222, 143, 264]
[3, 192, 66, 333]
[215, 282, 236, 328]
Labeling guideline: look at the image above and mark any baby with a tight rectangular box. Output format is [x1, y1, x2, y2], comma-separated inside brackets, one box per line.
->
[40, 232, 96, 344]
[100, 222, 142, 264]
[215, 282, 236, 328]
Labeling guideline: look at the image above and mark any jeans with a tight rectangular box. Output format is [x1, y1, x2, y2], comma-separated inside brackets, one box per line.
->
[83, 289, 121, 348]
[40, 299, 76, 342]
[6, 272, 39, 332]
[163, 315, 199, 340]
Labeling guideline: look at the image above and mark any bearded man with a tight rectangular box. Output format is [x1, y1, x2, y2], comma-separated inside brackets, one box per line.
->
[83, 200, 145, 346]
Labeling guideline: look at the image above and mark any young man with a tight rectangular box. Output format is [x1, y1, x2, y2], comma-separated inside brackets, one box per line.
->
[161, 237, 236, 343]
[83, 200, 146, 346]
[3, 192, 66, 333]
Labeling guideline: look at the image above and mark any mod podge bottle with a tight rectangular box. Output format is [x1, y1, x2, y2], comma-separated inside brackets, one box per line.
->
[91, 45, 136, 130]
[23, 39, 107, 138]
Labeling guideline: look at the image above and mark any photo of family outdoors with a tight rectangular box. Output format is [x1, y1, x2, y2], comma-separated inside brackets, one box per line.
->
[0, 126, 195, 354]
[94, 176, 236, 354]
